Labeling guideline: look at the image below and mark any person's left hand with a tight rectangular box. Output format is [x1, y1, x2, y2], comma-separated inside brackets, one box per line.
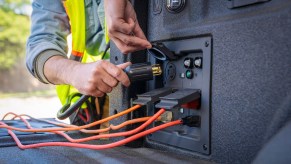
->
[105, 0, 152, 54]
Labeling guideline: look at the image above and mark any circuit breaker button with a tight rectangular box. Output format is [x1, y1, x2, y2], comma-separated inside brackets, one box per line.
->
[194, 57, 203, 68]
[186, 70, 193, 79]
[184, 57, 194, 69]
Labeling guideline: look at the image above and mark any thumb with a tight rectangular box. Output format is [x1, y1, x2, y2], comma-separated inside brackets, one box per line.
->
[117, 62, 132, 69]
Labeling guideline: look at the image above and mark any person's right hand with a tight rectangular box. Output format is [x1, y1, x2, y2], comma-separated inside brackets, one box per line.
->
[69, 60, 131, 97]
[105, 0, 152, 54]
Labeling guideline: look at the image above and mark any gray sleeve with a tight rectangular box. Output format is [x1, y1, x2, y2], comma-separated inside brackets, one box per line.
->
[26, 0, 70, 84]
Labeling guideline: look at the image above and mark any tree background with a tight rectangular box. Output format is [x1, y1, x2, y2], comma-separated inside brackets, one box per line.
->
[0, 0, 52, 93]
[0, 0, 30, 69]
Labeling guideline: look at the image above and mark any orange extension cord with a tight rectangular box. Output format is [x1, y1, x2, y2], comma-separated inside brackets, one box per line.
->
[0, 109, 182, 150]
[0, 104, 141, 133]
[3, 112, 158, 134]
[0, 120, 181, 150]
[4, 110, 164, 143]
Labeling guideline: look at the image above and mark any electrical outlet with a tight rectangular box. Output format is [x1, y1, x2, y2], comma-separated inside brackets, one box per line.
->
[147, 36, 212, 155]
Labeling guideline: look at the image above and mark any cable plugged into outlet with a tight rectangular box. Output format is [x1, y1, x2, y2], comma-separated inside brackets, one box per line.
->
[181, 115, 201, 127]
[125, 62, 162, 82]
[146, 37, 211, 154]
[160, 111, 173, 123]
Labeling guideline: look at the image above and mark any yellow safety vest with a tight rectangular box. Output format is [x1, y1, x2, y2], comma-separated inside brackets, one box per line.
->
[57, 0, 110, 108]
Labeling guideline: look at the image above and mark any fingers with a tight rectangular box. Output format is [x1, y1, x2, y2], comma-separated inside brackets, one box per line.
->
[110, 18, 135, 35]
[105, 0, 151, 53]
[113, 32, 151, 48]
[111, 36, 149, 54]
[102, 73, 119, 87]
[97, 80, 112, 93]
[108, 20, 151, 54]
[132, 22, 151, 46]
[132, 21, 151, 48]
[83, 78, 111, 97]
[72, 61, 131, 98]
[117, 62, 132, 69]
[91, 90, 105, 97]
[88, 81, 112, 98]
[101, 61, 130, 87]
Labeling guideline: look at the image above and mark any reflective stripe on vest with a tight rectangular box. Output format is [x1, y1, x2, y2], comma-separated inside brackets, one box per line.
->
[63, 0, 86, 58]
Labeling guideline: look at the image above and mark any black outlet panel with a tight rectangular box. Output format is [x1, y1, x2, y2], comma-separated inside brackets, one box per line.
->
[146, 37, 212, 155]
[109, 0, 291, 163]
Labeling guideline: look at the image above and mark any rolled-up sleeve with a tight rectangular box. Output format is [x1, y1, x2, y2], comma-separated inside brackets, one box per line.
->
[26, 0, 70, 84]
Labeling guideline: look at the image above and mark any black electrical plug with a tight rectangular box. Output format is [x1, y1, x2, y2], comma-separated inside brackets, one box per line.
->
[57, 62, 162, 120]
[125, 62, 162, 82]
[181, 115, 201, 127]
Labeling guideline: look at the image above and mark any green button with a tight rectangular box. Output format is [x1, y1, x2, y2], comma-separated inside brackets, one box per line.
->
[186, 70, 193, 79]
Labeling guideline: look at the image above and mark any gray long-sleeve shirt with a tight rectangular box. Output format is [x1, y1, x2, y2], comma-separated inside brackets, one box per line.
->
[26, 0, 106, 84]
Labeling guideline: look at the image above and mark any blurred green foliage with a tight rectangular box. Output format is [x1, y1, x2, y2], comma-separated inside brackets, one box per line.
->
[0, 0, 30, 70]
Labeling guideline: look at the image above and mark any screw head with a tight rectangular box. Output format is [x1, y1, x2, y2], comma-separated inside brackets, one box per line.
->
[205, 41, 209, 47]
[203, 144, 208, 150]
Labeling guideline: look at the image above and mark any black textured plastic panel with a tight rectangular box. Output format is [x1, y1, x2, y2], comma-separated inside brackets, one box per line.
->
[133, 87, 173, 105]
[144, 0, 291, 163]
[146, 37, 212, 155]
[155, 89, 200, 109]
[110, 0, 291, 163]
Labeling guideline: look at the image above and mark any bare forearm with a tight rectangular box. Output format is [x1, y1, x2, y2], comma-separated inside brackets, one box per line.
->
[44, 56, 80, 85]
[44, 55, 131, 97]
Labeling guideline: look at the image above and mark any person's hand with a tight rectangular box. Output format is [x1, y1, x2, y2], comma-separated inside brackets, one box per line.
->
[44, 56, 131, 97]
[70, 60, 131, 97]
[105, 0, 152, 54]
